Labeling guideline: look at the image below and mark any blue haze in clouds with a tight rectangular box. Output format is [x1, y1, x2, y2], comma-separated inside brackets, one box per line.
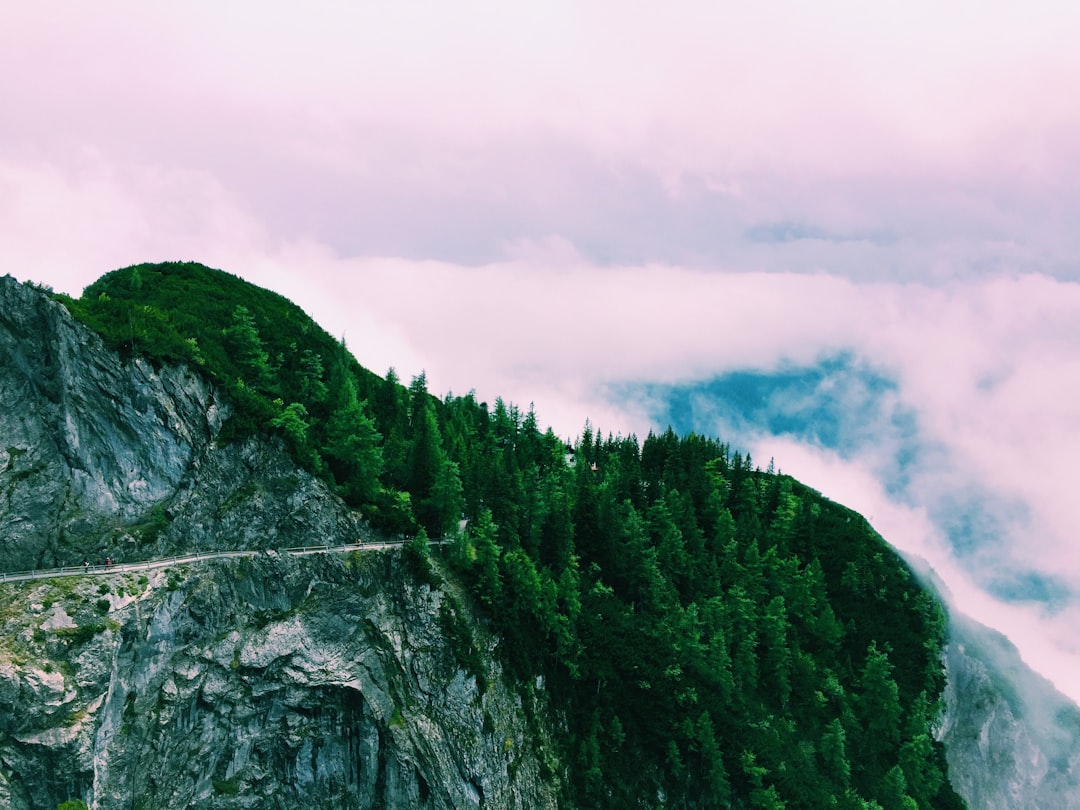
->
[631, 354, 916, 464]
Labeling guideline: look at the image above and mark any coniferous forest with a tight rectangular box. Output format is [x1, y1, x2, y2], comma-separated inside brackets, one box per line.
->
[54, 262, 966, 809]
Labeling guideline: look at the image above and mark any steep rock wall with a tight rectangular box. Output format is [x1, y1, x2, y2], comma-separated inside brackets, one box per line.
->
[0, 553, 561, 809]
[939, 611, 1080, 809]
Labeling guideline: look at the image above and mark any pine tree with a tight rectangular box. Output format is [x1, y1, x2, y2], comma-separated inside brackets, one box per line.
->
[270, 401, 312, 449]
[324, 372, 383, 506]
[297, 347, 329, 406]
[374, 367, 410, 489]
[467, 508, 502, 607]
[877, 765, 917, 810]
[427, 458, 464, 536]
[407, 373, 456, 534]
[820, 718, 851, 788]
[692, 710, 732, 807]
[760, 595, 792, 709]
[223, 304, 272, 389]
[898, 732, 942, 807]
[858, 642, 903, 771]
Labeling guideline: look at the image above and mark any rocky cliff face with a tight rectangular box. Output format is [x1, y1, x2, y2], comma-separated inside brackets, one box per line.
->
[939, 611, 1080, 809]
[0, 553, 560, 810]
[0, 276, 561, 809]
[0, 275, 357, 573]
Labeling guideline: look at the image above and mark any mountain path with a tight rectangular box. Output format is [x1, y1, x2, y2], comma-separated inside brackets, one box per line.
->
[0, 538, 444, 585]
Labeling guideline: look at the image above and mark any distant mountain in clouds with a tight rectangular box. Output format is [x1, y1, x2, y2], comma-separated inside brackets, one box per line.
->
[941, 611, 1080, 809]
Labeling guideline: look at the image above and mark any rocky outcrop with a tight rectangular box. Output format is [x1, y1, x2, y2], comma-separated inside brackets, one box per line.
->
[0, 275, 360, 571]
[0, 553, 562, 809]
[939, 611, 1080, 809]
[0, 277, 562, 809]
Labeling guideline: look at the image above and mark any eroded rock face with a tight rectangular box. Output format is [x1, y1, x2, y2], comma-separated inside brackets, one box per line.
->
[0, 554, 561, 809]
[0, 275, 360, 571]
[939, 611, 1080, 810]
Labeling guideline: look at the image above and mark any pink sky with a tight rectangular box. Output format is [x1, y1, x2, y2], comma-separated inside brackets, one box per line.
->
[3, 2, 1080, 703]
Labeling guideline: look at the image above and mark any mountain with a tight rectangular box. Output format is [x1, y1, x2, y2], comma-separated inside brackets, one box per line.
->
[939, 611, 1080, 809]
[0, 263, 1063, 808]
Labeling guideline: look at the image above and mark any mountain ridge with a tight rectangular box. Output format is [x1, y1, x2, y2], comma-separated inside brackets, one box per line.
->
[0, 264, 1042, 808]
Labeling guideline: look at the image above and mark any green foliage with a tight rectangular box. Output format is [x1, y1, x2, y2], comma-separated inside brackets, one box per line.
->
[324, 367, 383, 505]
[438, 597, 487, 694]
[438, 418, 963, 809]
[223, 304, 272, 388]
[57, 262, 390, 512]
[57, 262, 966, 809]
[56, 801, 89, 810]
[139, 503, 170, 542]
[389, 706, 406, 729]
[212, 778, 240, 796]
[460, 508, 502, 607]
[53, 622, 106, 645]
[404, 528, 439, 587]
[406, 373, 463, 534]
[270, 401, 313, 450]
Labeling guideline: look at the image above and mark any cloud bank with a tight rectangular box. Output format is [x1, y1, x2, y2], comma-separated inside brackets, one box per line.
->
[3, 2, 1080, 702]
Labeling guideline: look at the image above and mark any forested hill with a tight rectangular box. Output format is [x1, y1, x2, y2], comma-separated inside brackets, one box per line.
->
[54, 262, 966, 809]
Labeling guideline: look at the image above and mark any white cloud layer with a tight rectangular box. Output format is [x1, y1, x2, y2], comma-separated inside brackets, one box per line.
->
[3, 1, 1080, 704]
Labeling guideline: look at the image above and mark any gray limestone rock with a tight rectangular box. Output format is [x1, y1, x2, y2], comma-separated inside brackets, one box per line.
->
[0, 555, 562, 809]
[939, 611, 1080, 810]
[0, 275, 361, 571]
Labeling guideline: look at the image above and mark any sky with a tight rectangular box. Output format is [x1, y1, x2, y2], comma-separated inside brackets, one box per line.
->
[3, 2, 1080, 704]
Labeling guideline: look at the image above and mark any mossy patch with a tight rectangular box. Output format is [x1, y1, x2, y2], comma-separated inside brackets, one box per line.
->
[53, 622, 106, 646]
[218, 484, 259, 515]
[212, 778, 240, 796]
[389, 707, 406, 729]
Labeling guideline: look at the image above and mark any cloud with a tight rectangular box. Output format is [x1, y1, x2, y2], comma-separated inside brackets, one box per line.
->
[0, 153, 270, 296]
[5, 2, 1080, 277]
[743, 222, 897, 246]
[3, 0, 1080, 708]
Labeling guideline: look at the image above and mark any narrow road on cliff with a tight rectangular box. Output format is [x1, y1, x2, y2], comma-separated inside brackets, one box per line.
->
[0, 538, 443, 585]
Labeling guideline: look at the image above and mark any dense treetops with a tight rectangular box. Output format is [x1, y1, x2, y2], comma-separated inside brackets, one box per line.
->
[55, 263, 966, 809]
